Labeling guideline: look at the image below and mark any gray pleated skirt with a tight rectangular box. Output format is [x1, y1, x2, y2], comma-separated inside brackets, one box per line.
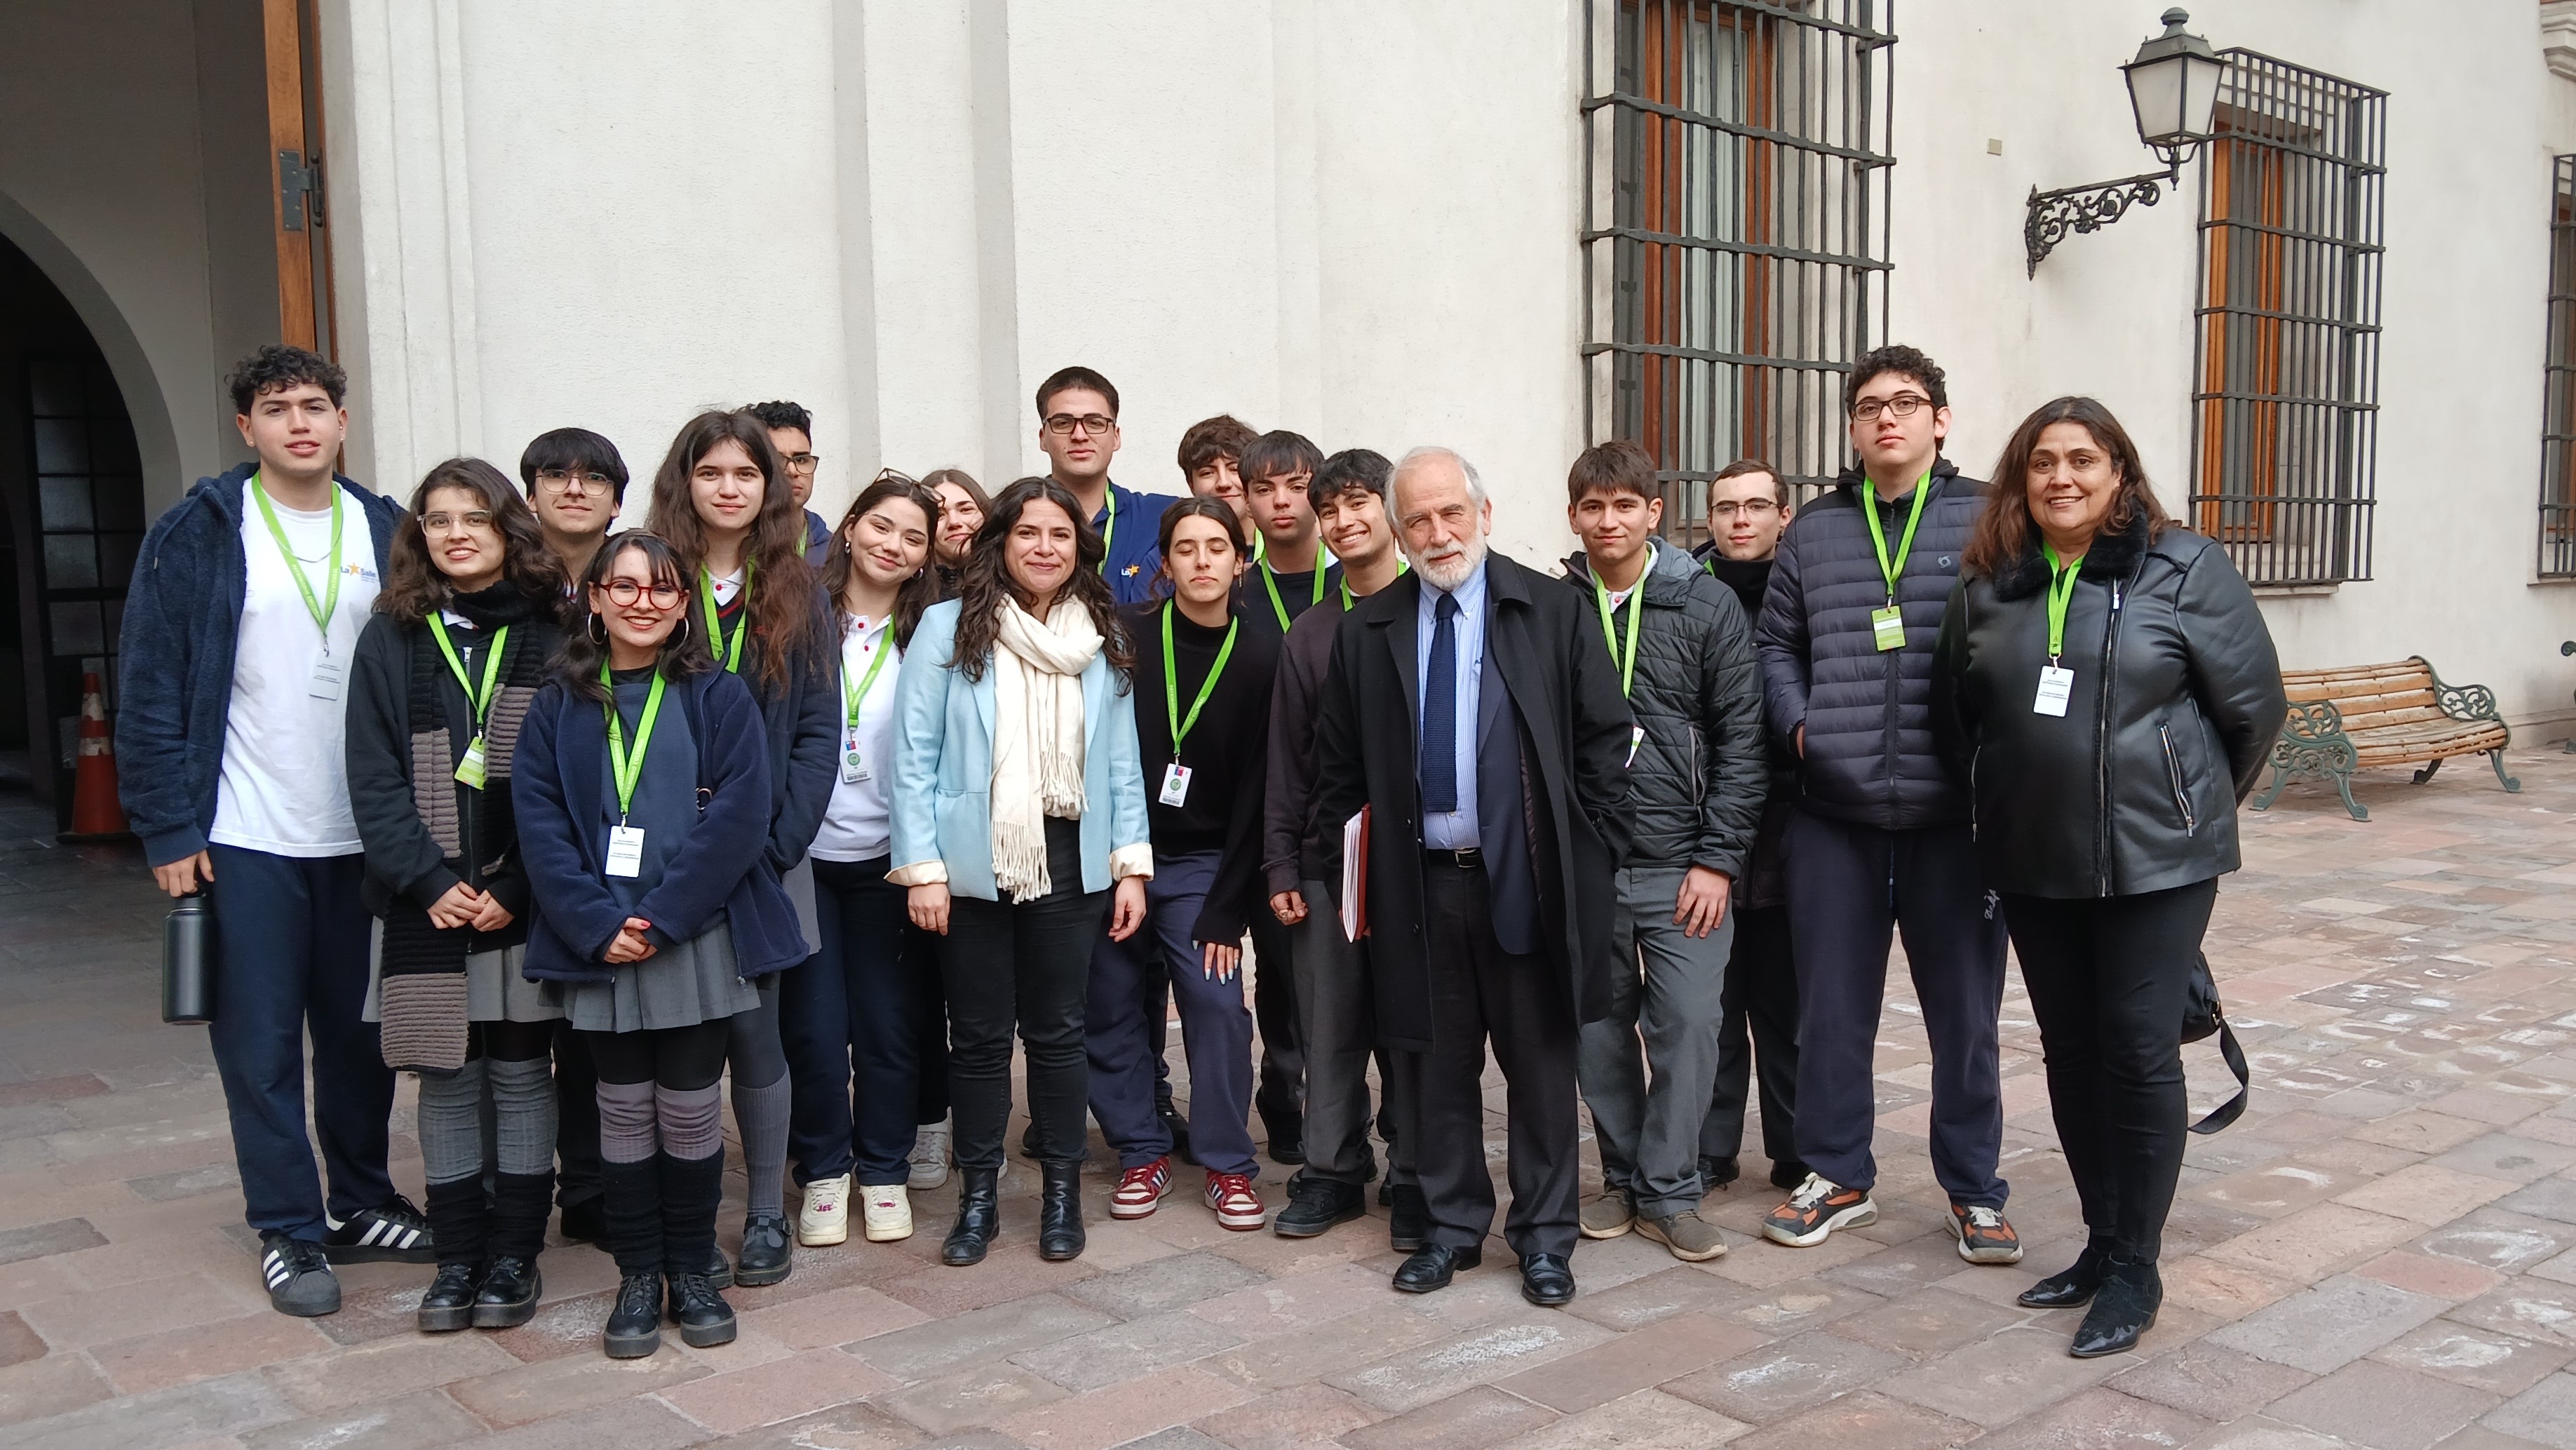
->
[363, 922, 560, 1025]
[560, 919, 759, 1033]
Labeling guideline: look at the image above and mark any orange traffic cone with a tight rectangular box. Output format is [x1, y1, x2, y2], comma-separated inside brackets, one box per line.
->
[61, 670, 132, 843]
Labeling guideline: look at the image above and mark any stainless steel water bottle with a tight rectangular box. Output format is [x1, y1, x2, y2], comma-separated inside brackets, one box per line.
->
[162, 888, 218, 1025]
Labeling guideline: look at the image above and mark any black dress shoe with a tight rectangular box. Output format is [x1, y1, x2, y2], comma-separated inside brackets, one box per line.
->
[1037, 1161, 1086, 1261]
[1391, 1242, 1481, 1293]
[943, 1167, 1000, 1267]
[666, 1272, 737, 1348]
[2070, 1257, 2161, 1358]
[603, 1272, 662, 1358]
[734, 1214, 791, 1287]
[558, 1199, 609, 1246]
[1769, 1160, 1812, 1191]
[1387, 1184, 1429, 1252]
[1520, 1252, 1576, 1307]
[417, 1261, 481, 1333]
[1699, 1155, 1741, 1189]
[473, 1256, 541, 1329]
[2019, 1244, 2110, 1309]
[1263, 1112, 1306, 1166]
[1273, 1176, 1365, 1238]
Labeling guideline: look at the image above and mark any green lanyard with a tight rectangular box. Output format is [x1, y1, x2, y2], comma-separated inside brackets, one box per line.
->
[1259, 559, 1328, 631]
[1161, 601, 1239, 760]
[842, 619, 894, 727]
[250, 472, 344, 641]
[600, 663, 668, 824]
[426, 616, 509, 725]
[1095, 490, 1117, 575]
[1593, 572, 1645, 699]
[1337, 558, 1405, 611]
[2042, 545, 2083, 663]
[1859, 472, 1934, 605]
[699, 560, 753, 673]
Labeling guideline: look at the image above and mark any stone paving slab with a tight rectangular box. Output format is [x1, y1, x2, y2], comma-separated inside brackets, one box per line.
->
[5, 749, 2576, 1446]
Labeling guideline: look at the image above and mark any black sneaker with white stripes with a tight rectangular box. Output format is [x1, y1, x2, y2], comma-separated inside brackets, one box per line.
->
[258, 1232, 342, 1317]
[321, 1196, 436, 1264]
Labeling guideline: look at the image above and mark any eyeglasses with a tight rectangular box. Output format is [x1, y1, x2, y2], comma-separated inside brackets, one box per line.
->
[1849, 394, 1931, 423]
[536, 468, 614, 496]
[422, 511, 495, 532]
[1708, 499, 1780, 520]
[1044, 412, 1117, 438]
[781, 452, 821, 476]
[598, 579, 684, 608]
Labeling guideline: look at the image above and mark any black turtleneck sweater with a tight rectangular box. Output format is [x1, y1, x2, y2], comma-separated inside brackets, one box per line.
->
[1704, 551, 1774, 624]
[1121, 600, 1280, 945]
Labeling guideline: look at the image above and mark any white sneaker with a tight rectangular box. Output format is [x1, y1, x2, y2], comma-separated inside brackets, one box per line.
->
[861, 1183, 913, 1242]
[908, 1118, 951, 1190]
[797, 1172, 851, 1247]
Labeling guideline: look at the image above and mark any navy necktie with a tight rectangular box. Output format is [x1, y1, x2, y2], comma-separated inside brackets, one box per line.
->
[1421, 591, 1459, 813]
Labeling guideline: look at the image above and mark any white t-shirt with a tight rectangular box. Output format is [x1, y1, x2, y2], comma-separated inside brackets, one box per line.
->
[209, 478, 380, 857]
[807, 614, 901, 864]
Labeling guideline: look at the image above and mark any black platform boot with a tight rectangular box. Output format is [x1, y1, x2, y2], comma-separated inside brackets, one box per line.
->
[1038, 1160, 1085, 1262]
[661, 1150, 735, 1347]
[943, 1166, 1001, 1266]
[417, 1178, 488, 1333]
[476, 1170, 551, 1329]
[600, 1155, 664, 1358]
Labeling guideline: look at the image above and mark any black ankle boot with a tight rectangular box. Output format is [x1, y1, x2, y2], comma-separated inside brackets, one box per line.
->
[418, 1261, 482, 1333]
[2070, 1255, 2162, 1358]
[1038, 1160, 1085, 1262]
[603, 1271, 662, 1357]
[943, 1167, 1000, 1266]
[666, 1272, 737, 1348]
[2019, 1243, 2112, 1309]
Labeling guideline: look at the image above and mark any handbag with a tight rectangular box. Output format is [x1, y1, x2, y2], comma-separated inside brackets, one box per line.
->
[2183, 951, 2248, 1134]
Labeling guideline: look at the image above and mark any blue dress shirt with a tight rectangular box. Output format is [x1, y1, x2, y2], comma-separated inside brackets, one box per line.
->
[1416, 563, 1487, 850]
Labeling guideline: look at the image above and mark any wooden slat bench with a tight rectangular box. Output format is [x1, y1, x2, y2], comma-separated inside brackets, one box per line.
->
[2250, 657, 2518, 821]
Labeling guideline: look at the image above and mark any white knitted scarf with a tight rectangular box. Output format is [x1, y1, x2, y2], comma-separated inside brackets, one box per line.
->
[990, 596, 1100, 901]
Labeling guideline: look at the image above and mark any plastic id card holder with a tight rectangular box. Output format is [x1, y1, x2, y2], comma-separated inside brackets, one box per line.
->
[1159, 763, 1193, 807]
[2034, 666, 2075, 717]
[1870, 605, 1906, 652]
[841, 737, 870, 784]
[307, 657, 345, 700]
[606, 826, 646, 878]
[453, 734, 488, 789]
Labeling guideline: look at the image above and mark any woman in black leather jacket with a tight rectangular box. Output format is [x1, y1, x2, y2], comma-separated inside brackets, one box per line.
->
[1932, 396, 2286, 1360]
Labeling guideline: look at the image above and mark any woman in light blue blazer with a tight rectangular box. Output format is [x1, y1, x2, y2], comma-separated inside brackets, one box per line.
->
[891, 477, 1152, 1268]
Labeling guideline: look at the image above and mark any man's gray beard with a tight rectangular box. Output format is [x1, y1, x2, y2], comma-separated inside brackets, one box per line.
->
[1406, 534, 1487, 592]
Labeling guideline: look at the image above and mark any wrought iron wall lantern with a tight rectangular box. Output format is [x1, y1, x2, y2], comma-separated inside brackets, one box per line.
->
[2024, 8, 2227, 276]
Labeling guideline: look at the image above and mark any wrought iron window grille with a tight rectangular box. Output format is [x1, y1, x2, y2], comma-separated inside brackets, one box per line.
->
[2541, 154, 2576, 579]
[1580, 0, 1896, 549]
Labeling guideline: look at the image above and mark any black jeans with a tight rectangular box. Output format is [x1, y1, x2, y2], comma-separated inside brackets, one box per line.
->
[1702, 903, 1801, 1172]
[2004, 879, 2218, 1263]
[785, 857, 927, 1185]
[941, 817, 1106, 1171]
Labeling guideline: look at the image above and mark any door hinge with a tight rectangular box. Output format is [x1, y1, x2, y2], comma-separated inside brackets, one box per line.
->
[278, 150, 324, 231]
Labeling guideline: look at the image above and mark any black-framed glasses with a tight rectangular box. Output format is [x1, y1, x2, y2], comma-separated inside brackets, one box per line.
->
[598, 579, 684, 608]
[1849, 394, 1931, 423]
[1044, 412, 1117, 438]
[422, 511, 495, 532]
[536, 467, 614, 496]
[781, 452, 821, 476]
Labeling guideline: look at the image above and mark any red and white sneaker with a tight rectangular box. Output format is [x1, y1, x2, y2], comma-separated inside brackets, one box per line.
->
[1206, 1172, 1265, 1231]
[1110, 1157, 1174, 1219]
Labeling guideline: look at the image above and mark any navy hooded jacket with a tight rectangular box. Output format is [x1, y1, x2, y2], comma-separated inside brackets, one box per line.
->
[114, 462, 405, 867]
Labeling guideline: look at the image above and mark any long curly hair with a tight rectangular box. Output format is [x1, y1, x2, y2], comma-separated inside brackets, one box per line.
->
[555, 530, 713, 701]
[1964, 396, 2171, 576]
[644, 409, 816, 697]
[947, 476, 1132, 684]
[820, 470, 946, 650]
[377, 457, 567, 624]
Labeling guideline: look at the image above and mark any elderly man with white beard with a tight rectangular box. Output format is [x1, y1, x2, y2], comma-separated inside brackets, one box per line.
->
[1310, 446, 1635, 1305]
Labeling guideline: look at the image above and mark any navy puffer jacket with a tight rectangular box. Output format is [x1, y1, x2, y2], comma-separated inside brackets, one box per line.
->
[1755, 459, 1984, 831]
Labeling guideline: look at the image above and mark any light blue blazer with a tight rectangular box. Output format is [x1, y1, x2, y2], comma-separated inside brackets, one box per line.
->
[890, 598, 1151, 899]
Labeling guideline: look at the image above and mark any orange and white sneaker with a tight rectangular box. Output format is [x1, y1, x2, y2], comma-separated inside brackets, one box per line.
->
[1949, 1203, 2023, 1263]
[1110, 1157, 1174, 1219]
[1761, 1173, 1878, 1247]
[1206, 1172, 1265, 1231]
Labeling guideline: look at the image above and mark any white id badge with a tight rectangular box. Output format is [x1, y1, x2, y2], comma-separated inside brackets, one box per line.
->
[1159, 763, 1193, 807]
[2033, 666, 2075, 717]
[1626, 725, 1646, 767]
[840, 737, 869, 784]
[605, 826, 647, 878]
[307, 656, 344, 700]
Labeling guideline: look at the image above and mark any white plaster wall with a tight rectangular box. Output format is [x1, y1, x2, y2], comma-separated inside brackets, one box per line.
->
[1896, 0, 2576, 725]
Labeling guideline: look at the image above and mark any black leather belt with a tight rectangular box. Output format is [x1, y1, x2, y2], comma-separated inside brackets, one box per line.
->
[1421, 846, 1483, 868]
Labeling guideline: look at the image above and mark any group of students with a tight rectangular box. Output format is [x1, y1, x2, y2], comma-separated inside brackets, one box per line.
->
[119, 340, 2286, 1369]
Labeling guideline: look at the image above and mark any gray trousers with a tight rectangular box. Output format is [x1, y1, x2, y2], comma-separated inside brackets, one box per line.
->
[1290, 878, 1415, 1188]
[1578, 864, 1736, 1219]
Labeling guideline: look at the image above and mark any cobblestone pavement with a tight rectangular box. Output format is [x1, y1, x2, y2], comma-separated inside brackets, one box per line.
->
[4, 751, 2576, 1450]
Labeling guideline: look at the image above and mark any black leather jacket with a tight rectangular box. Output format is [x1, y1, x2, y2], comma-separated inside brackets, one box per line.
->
[1931, 515, 2287, 899]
